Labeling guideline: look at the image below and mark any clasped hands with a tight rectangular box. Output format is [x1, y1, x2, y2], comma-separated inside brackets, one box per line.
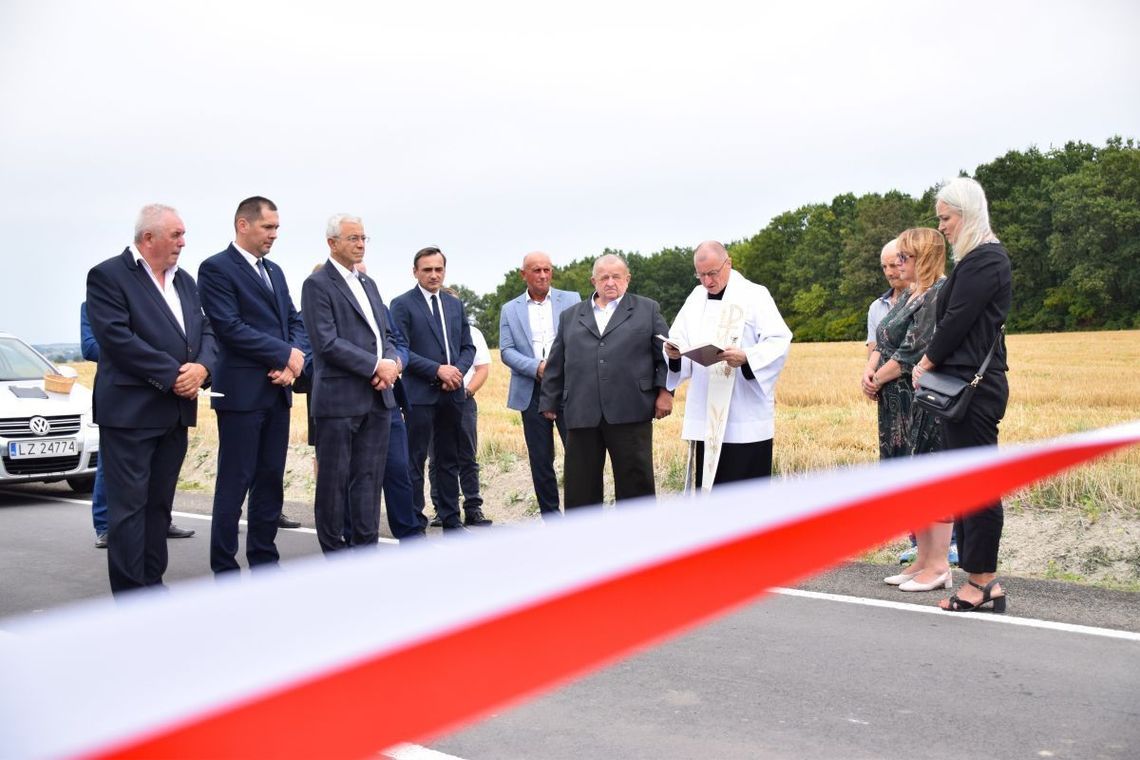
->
[435, 363, 464, 392]
[267, 347, 307, 386]
[860, 367, 879, 400]
[371, 358, 400, 391]
[173, 362, 209, 399]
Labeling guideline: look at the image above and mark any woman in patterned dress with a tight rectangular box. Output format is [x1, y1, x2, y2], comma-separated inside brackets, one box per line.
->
[862, 228, 950, 591]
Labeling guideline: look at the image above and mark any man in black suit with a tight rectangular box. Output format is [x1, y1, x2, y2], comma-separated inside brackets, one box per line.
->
[86, 204, 217, 594]
[389, 248, 477, 532]
[301, 214, 400, 552]
[539, 253, 672, 508]
[198, 197, 308, 575]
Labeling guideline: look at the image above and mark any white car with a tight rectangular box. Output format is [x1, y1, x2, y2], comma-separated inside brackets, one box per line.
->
[0, 332, 98, 491]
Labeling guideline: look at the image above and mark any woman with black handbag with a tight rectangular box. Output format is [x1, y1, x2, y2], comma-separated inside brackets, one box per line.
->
[913, 177, 1012, 613]
[863, 228, 951, 592]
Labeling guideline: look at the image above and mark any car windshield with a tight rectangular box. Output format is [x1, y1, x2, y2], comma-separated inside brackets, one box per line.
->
[0, 337, 55, 381]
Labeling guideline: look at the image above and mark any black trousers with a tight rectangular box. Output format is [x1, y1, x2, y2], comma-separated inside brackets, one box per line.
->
[101, 424, 187, 594]
[564, 420, 654, 509]
[521, 381, 567, 515]
[693, 439, 773, 489]
[946, 371, 1008, 574]
[407, 400, 463, 528]
[429, 397, 482, 513]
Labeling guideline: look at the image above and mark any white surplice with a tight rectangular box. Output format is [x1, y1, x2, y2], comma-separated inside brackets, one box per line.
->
[665, 269, 792, 490]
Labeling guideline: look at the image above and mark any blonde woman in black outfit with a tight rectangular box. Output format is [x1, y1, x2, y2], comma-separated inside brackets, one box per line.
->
[913, 177, 1011, 613]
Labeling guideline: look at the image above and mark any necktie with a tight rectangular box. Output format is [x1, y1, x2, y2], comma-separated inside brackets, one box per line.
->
[256, 259, 274, 292]
[431, 294, 443, 329]
[431, 294, 450, 364]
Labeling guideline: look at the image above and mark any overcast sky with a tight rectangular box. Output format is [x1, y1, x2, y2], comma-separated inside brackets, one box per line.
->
[1, 0, 1137, 343]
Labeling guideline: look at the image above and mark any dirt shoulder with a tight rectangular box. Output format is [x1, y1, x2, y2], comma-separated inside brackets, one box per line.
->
[176, 439, 1140, 591]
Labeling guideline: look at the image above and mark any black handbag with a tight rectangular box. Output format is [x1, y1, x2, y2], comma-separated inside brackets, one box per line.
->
[915, 326, 1003, 422]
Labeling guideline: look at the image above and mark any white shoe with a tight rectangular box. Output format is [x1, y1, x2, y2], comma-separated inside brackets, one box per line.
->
[899, 570, 953, 592]
[884, 569, 921, 586]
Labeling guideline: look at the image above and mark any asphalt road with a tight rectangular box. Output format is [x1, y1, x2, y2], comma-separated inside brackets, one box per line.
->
[2, 484, 1138, 759]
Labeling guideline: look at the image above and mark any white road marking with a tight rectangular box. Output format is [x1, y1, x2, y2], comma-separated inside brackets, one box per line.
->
[382, 743, 468, 760]
[0, 489, 92, 506]
[771, 588, 1140, 642]
[0, 489, 398, 544]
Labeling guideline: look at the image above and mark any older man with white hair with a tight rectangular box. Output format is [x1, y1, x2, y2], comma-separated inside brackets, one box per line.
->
[866, 238, 908, 356]
[664, 241, 791, 491]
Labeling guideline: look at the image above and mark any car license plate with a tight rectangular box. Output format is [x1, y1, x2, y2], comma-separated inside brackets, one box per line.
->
[8, 438, 78, 459]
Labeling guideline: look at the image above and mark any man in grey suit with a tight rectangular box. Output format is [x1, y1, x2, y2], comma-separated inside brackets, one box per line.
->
[539, 254, 672, 509]
[499, 251, 581, 519]
[301, 214, 400, 552]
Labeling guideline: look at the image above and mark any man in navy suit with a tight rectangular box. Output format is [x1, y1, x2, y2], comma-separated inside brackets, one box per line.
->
[198, 197, 308, 575]
[390, 247, 476, 532]
[499, 251, 581, 519]
[301, 214, 400, 552]
[86, 204, 217, 594]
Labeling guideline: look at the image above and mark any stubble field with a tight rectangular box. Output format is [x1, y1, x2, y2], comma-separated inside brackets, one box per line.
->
[72, 329, 1140, 587]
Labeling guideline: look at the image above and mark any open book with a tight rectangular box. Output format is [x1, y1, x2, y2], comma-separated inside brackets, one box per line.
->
[656, 334, 726, 367]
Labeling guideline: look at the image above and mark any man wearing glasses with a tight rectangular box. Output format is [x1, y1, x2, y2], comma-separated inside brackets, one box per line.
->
[539, 253, 671, 509]
[301, 215, 400, 551]
[663, 241, 791, 492]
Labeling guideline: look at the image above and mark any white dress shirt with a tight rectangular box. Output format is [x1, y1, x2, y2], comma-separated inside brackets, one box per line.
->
[526, 293, 555, 359]
[591, 293, 622, 334]
[329, 257, 382, 369]
[131, 245, 184, 333]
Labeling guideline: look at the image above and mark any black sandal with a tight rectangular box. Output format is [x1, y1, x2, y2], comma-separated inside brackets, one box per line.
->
[943, 579, 1007, 614]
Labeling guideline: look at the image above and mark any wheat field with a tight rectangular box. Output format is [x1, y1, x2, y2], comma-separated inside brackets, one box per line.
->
[70, 329, 1140, 515]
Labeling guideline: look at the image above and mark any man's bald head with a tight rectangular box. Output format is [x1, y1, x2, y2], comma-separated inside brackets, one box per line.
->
[693, 240, 732, 295]
[521, 250, 554, 300]
[880, 239, 899, 261]
[694, 240, 728, 261]
[880, 238, 904, 291]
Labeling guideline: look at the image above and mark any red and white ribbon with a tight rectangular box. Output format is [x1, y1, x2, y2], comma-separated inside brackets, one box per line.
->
[1, 422, 1137, 759]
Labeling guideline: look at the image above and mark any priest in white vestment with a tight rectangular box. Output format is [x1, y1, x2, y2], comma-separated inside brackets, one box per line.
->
[664, 241, 792, 491]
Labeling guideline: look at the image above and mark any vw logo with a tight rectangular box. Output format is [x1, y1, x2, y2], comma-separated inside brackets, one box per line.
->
[29, 416, 50, 436]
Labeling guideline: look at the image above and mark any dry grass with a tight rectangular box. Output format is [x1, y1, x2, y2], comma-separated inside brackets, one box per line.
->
[69, 329, 1140, 516]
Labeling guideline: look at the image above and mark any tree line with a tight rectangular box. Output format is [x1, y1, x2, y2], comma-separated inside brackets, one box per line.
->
[458, 137, 1139, 346]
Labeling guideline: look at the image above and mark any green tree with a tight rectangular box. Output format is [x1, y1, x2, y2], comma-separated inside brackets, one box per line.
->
[1045, 138, 1140, 329]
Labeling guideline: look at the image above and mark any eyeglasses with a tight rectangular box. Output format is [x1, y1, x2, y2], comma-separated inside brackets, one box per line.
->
[694, 259, 729, 280]
[339, 235, 369, 244]
[897, 253, 912, 263]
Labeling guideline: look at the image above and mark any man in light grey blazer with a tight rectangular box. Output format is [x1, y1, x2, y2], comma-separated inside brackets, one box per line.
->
[539, 254, 672, 510]
[499, 252, 581, 519]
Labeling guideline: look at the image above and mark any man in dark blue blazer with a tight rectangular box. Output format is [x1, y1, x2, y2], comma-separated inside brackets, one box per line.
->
[301, 214, 400, 552]
[389, 247, 476, 531]
[80, 302, 196, 548]
[198, 197, 309, 575]
[86, 204, 217, 594]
